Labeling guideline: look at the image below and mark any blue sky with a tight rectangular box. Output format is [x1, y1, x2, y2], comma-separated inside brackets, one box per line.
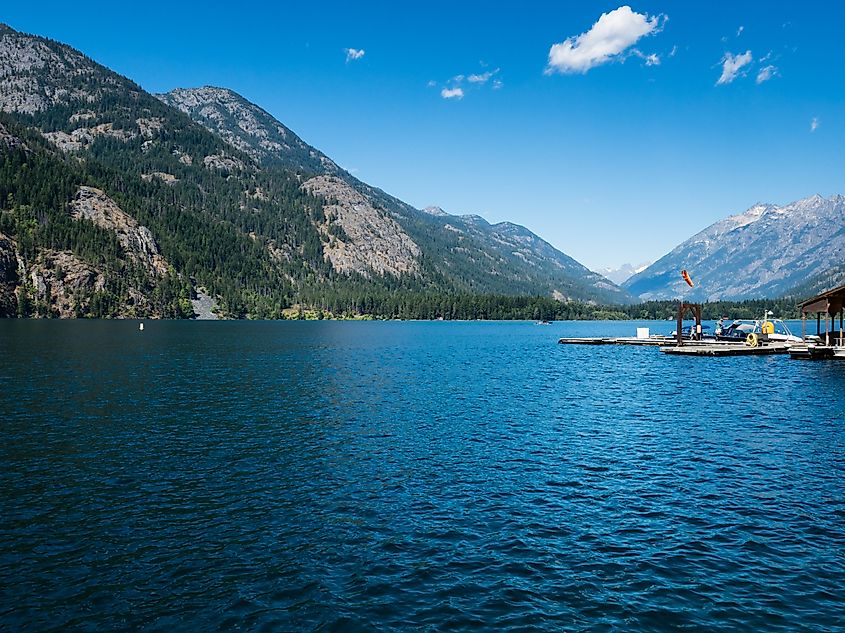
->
[3, 2, 843, 271]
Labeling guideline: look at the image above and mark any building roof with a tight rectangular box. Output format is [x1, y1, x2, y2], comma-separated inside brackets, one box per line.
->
[800, 282, 845, 315]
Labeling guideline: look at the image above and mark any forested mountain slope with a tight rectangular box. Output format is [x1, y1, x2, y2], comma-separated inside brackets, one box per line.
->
[0, 23, 629, 318]
[159, 86, 632, 304]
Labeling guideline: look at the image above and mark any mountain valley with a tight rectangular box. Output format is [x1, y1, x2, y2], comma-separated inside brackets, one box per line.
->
[0, 24, 630, 318]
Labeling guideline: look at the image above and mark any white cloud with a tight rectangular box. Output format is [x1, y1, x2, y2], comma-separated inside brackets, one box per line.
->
[441, 87, 464, 100]
[811, 117, 820, 132]
[737, 25, 744, 37]
[669, 45, 678, 57]
[434, 67, 502, 98]
[546, 6, 666, 74]
[756, 65, 777, 84]
[468, 68, 500, 84]
[716, 50, 752, 85]
[345, 48, 365, 62]
[632, 50, 661, 66]
[426, 80, 437, 88]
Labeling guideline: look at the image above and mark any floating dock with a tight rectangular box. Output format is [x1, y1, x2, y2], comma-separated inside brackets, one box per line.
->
[788, 343, 845, 360]
[557, 336, 676, 346]
[558, 336, 794, 357]
[558, 336, 763, 349]
[659, 342, 791, 356]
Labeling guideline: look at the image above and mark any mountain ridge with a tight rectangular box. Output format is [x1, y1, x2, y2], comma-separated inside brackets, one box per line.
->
[596, 262, 652, 285]
[625, 193, 845, 300]
[156, 86, 342, 176]
[0, 24, 632, 317]
[157, 84, 632, 303]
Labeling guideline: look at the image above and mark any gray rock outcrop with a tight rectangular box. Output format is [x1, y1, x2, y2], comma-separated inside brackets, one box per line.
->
[202, 153, 245, 172]
[27, 250, 107, 317]
[0, 231, 19, 316]
[43, 123, 135, 152]
[0, 24, 123, 114]
[190, 288, 219, 320]
[303, 175, 421, 277]
[156, 86, 341, 174]
[70, 186, 170, 275]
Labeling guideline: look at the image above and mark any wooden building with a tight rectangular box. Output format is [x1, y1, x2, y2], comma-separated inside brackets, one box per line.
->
[792, 283, 845, 359]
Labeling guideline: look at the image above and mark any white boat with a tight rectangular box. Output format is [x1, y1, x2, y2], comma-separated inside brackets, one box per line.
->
[715, 317, 802, 344]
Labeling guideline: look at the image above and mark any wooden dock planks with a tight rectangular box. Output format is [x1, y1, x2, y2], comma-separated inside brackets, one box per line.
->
[659, 343, 791, 356]
[557, 336, 794, 356]
[558, 336, 677, 346]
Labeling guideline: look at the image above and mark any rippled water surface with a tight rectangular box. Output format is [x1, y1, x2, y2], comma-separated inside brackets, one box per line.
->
[2, 320, 845, 631]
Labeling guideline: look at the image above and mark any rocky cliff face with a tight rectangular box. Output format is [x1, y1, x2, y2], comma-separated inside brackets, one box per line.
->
[0, 23, 633, 316]
[157, 86, 340, 175]
[43, 123, 135, 152]
[302, 176, 420, 277]
[0, 25, 126, 114]
[625, 194, 845, 300]
[0, 231, 19, 316]
[25, 250, 108, 317]
[0, 234, 166, 318]
[162, 85, 632, 302]
[70, 186, 170, 275]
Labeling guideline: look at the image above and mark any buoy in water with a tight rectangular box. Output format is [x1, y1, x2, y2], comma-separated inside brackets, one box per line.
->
[139, 322, 144, 331]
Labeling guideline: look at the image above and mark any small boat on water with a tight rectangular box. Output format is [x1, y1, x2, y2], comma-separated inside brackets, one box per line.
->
[714, 317, 802, 344]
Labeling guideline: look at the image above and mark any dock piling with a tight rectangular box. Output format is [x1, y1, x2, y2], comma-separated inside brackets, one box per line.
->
[676, 302, 702, 346]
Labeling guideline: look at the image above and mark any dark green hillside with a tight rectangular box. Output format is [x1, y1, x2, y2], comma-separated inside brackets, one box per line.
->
[0, 118, 190, 317]
[0, 24, 630, 319]
[159, 87, 633, 305]
[782, 265, 845, 300]
[0, 25, 337, 317]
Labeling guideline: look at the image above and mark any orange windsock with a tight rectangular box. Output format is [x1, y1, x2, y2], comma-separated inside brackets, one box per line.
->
[681, 269, 694, 287]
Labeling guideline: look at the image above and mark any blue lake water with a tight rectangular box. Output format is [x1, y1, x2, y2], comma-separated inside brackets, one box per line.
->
[2, 320, 845, 631]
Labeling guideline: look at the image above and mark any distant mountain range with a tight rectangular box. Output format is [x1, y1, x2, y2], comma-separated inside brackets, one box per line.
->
[626, 194, 845, 301]
[0, 23, 630, 318]
[0, 22, 840, 319]
[157, 86, 630, 303]
[595, 262, 652, 285]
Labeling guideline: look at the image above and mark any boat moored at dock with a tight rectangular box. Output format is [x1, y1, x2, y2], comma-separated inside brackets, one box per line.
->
[714, 317, 802, 344]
